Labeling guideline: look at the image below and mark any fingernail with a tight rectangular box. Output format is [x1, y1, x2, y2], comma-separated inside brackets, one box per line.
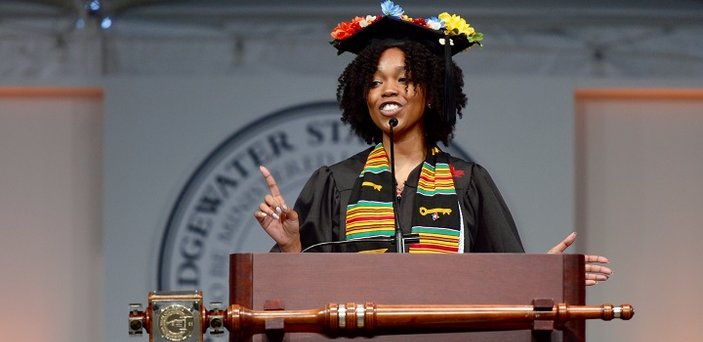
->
[283, 205, 289, 211]
[272, 213, 280, 220]
[275, 207, 282, 214]
[259, 212, 267, 218]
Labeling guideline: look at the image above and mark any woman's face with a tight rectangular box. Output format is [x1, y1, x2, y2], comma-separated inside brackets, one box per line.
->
[366, 47, 427, 140]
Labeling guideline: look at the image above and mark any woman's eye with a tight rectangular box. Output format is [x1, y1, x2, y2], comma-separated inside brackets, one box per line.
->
[370, 80, 382, 88]
[398, 77, 408, 83]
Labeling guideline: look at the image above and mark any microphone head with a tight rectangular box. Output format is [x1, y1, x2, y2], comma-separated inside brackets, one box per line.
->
[389, 118, 398, 127]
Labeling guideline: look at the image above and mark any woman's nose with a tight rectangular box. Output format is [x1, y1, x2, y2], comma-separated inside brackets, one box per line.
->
[381, 81, 399, 97]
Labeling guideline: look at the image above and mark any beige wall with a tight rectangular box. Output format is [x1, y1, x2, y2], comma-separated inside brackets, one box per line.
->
[576, 89, 703, 341]
[0, 88, 103, 342]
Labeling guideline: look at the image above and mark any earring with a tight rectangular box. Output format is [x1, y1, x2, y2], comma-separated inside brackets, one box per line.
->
[427, 103, 432, 109]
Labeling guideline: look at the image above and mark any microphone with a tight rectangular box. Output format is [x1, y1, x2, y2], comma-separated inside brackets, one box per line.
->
[388, 118, 405, 253]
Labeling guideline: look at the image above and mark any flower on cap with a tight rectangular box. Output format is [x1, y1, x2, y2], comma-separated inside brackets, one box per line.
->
[425, 16, 445, 31]
[381, 0, 404, 18]
[331, 18, 362, 40]
[438, 12, 475, 36]
[410, 17, 426, 26]
[359, 15, 378, 28]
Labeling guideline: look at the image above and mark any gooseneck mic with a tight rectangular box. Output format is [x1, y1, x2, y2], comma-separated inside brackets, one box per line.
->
[388, 118, 406, 253]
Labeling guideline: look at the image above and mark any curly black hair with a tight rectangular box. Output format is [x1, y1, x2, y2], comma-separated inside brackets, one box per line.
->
[336, 39, 467, 146]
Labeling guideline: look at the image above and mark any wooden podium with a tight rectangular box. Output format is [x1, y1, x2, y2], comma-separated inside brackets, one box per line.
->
[229, 253, 585, 341]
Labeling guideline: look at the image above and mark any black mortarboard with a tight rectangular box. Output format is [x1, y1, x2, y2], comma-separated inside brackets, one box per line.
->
[332, 16, 474, 57]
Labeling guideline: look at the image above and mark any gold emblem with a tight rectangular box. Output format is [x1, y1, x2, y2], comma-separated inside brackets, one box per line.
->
[362, 181, 383, 191]
[419, 206, 452, 216]
[158, 304, 195, 342]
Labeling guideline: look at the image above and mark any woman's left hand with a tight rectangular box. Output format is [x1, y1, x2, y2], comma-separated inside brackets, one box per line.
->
[547, 232, 613, 286]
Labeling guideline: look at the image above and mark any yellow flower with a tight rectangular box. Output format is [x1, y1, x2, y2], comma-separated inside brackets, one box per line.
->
[438, 12, 475, 36]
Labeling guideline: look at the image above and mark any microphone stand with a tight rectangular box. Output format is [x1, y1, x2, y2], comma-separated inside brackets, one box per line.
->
[388, 118, 406, 253]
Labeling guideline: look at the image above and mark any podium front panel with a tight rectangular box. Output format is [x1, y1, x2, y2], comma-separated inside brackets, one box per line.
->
[230, 253, 585, 341]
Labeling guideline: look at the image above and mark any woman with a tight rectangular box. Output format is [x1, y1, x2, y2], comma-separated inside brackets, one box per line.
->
[254, 1, 610, 284]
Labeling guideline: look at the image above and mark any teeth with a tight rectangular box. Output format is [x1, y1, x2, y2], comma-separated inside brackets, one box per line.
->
[381, 103, 400, 111]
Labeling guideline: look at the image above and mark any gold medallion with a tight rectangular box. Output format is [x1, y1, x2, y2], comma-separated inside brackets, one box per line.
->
[158, 304, 195, 342]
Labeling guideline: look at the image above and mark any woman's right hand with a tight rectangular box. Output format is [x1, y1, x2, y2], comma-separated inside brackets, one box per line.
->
[254, 166, 302, 252]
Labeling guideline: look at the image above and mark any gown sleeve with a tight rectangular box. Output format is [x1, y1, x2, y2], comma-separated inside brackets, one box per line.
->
[292, 166, 342, 251]
[460, 163, 525, 252]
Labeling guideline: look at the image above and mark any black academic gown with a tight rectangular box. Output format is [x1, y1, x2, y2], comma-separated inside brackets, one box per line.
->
[281, 148, 524, 253]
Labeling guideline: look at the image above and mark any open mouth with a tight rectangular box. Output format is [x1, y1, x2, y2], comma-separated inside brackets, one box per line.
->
[379, 102, 402, 116]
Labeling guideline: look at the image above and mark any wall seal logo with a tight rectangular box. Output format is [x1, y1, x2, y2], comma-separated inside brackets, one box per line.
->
[157, 101, 471, 310]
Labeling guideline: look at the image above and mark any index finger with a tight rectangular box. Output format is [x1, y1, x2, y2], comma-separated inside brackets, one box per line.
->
[259, 165, 283, 197]
[547, 232, 577, 254]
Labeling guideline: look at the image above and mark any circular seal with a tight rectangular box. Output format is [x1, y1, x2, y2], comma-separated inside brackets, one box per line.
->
[158, 304, 195, 342]
[158, 101, 471, 308]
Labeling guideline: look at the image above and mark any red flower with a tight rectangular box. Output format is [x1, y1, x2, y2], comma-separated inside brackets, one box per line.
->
[450, 164, 465, 178]
[412, 18, 427, 26]
[331, 20, 362, 40]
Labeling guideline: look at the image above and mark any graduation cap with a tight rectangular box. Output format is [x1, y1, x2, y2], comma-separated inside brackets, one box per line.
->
[330, 1, 483, 126]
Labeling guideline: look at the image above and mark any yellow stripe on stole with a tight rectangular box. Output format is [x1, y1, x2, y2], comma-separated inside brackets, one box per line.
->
[409, 249, 449, 254]
[358, 248, 388, 254]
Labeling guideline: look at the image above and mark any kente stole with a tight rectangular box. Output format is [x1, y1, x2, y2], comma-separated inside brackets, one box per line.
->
[345, 143, 462, 253]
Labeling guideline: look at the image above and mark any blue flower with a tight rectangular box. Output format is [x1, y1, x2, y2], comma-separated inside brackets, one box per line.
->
[381, 0, 404, 18]
[425, 16, 445, 31]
